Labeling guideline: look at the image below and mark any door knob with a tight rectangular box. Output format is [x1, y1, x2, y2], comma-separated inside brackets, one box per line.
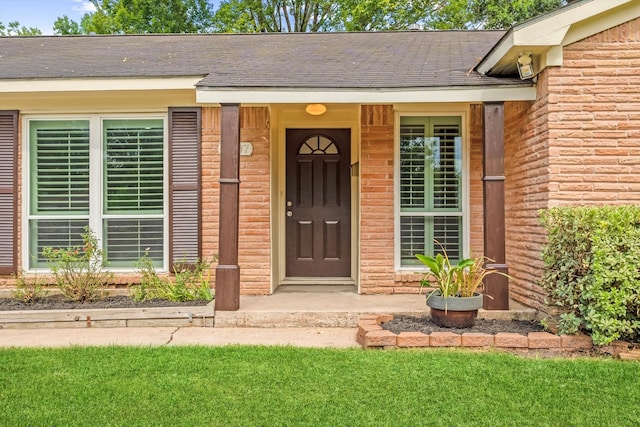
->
[287, 211, 293, 217]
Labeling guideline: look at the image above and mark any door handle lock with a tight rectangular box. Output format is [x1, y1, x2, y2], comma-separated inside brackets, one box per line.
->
[286, 210, 293, 217]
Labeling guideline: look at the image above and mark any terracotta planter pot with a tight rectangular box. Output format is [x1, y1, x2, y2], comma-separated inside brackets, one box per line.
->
[426, 291, 483, 328]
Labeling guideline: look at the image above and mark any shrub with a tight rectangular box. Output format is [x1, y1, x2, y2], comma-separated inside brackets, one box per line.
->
[539, 206, 640, 345]
[41, 227, 113, 303]
[11, 270, 48, 304]
[131, 252, 213, 302]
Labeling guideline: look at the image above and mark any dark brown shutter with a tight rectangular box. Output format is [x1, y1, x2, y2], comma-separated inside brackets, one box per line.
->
[0, 111, 18, 274]
[169, 107, 202, 267]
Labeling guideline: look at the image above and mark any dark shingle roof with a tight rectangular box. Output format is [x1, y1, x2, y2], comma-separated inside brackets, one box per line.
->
[0, 31, 525, 89]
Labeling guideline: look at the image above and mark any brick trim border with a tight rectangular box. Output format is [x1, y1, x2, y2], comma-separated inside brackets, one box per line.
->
[357, 314, 597, 353]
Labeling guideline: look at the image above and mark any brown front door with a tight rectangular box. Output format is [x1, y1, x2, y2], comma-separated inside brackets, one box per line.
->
[286, 129, 351, 278]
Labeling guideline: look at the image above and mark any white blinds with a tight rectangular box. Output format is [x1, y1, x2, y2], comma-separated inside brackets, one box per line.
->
[31, 121, 90, 214]
[104, 120, 164, 214]
[103, 119, 164, 266]
[399, 116, 463, 265]
[28, 118, 165, 268]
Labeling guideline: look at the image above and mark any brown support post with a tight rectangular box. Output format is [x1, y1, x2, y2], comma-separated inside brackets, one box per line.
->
[482, 102, 509, 310]
[215, 104, 241, 311]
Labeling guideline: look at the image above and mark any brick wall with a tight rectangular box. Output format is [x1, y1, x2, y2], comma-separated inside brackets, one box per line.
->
[503, 17, 640, 310]
[469, 105, 484, 257]
[360, 105, 398, 293]
[201, 107, 271, 295]
[504, 94, 550, 310]
[546, 18, 640, 206]
[359, 105, 485, 294]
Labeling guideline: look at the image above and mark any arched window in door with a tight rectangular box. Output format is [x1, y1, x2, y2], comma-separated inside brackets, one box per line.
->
[298, 135, 338, 155]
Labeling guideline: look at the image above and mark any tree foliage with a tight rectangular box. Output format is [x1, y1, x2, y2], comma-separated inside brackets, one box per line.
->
[55, 0, 215, 35]
[0, 21, 42, 36]
[50, 0, 568, 34]
[428, 0, 566, 30]
[211, 0, 337, 32]
[212, 0, 567, 32]
[53, 16, 82, 35]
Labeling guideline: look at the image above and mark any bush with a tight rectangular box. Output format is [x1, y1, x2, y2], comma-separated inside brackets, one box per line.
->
[41, 227, 113, 303]
[11, 270, 48, 304]
[131, 252, 213, 302]
[539, 206, 640, 345]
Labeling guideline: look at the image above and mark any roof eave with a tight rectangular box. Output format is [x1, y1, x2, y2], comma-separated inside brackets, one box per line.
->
[0, 76, 204, 93]
[476, 0, 637, 77]
[195, 85, 537, 105]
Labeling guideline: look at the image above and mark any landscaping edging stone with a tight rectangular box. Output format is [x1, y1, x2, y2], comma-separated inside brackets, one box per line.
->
[356, 314, 638, 358]
[0, 302, 215, 329]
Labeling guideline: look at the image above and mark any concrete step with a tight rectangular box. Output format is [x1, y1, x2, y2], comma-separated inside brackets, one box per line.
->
[213, 291, 537, 328]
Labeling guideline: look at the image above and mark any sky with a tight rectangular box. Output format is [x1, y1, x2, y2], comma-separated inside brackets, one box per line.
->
[0, 0, 96, 35]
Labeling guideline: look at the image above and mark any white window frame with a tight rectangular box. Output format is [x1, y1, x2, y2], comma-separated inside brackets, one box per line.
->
[22, 113, 169, 273]
[393, 108, 470, 271]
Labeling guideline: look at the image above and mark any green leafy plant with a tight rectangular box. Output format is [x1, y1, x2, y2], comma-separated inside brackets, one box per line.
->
[11, 269, 48, 304]
[539, 206, 640, 345]
[131, 252, 214, 302]
[417, 242, 505, 298]
[130, 249, 165, 302]
[41, 227, 113, 303]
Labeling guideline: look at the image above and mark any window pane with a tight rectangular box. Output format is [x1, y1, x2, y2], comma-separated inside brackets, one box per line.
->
[299, 136, 338, 155]
[433, 216, 462, 261]
[29, 219, 88, 267]
[432, 125, 461, 210]
[104, 119, 164, 214]
[400, 216, 462, 266]
[400, 124, 426, 210]
[400, 216, 426, 265]
[30, 120, 90, 214]
[104, 218, 163, 267]
[399, 116, 463, 267]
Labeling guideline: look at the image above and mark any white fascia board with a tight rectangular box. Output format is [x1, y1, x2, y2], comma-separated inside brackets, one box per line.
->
[516, 0, 631, 45]
[0, 76, 203, 93]
[195, 86, 537, 105]
[477, 32, 515, 75]
[562, 0, 640, 47]
[478, 0, 633, 74]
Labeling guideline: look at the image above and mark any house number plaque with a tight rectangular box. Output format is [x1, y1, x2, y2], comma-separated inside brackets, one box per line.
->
[218, 142, 254, 156]
[240, 142, 253, 156]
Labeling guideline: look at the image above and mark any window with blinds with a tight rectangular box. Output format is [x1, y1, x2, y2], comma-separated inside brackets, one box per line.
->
[399, 116, 463, 266]
[27, 117, 166, 269]
[29, 121, 90, 265]
[103, 119, 164, 266]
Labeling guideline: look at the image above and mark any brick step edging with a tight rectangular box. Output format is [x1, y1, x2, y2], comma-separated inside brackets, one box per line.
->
[357, 314, 593, 352]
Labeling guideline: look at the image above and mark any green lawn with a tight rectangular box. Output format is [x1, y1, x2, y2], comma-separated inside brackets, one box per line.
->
[1, 346, 639, 426]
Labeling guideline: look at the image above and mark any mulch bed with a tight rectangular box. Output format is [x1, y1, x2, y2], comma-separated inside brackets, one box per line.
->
[383, 315, 545, 335]
[0, 295, 211, 311]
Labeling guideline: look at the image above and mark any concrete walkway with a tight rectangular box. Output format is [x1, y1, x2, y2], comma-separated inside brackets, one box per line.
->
[0, 327, 360, 348]
[0, 286, 537, 348]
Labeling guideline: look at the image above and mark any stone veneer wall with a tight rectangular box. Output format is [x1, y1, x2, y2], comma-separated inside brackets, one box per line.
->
[201, 107, 271, 295]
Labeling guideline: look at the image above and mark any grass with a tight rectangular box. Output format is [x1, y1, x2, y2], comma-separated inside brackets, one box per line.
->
[1, 346, 639, 426]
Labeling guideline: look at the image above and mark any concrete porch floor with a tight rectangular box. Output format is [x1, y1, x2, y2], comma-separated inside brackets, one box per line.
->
[213, 285, 538, 328]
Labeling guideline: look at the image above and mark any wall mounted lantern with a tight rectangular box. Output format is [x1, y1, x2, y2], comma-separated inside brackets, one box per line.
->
[517, 52, 535, 80]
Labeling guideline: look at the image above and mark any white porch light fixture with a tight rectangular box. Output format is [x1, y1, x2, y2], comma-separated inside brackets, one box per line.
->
[517, 52, 535, 80]
[305, 104, 327, 115]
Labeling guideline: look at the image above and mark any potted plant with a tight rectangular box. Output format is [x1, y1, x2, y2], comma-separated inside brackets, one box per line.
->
[417, 245, 506, 328]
